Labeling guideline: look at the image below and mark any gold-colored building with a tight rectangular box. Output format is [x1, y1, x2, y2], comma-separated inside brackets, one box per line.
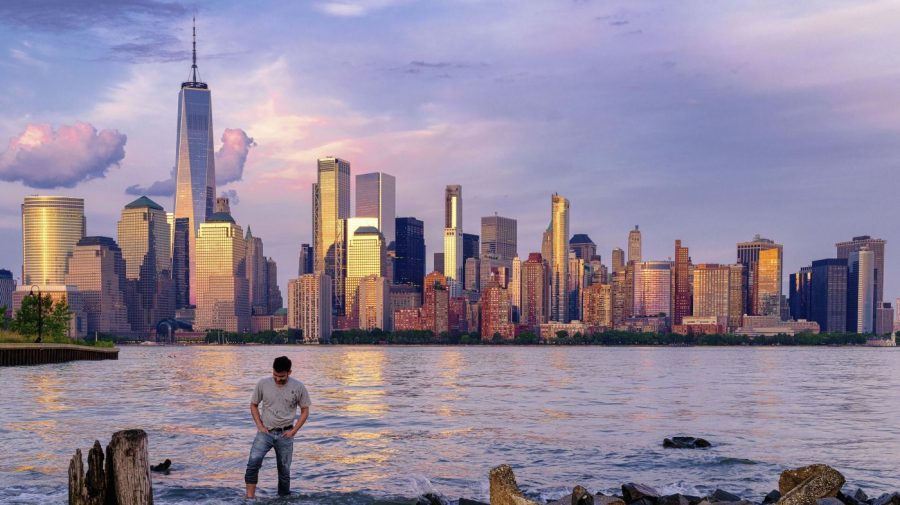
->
[345, 219, 384, 328]
[195, 212, 249, 332]
[758, 247, 782, 317]
[21, 196, 85, 286]
[314, 157, 351, 315]
[287, 273, 332, 342]
[583, 283, 612, 328]
[358, 275, 390, 331]
[550, 194, 569, 322]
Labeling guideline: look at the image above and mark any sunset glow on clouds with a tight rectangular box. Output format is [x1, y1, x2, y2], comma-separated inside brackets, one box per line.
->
[1, 1, 899, 295]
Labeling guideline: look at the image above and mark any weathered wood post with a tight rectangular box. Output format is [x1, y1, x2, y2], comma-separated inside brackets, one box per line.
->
[68, 430, 153, 505]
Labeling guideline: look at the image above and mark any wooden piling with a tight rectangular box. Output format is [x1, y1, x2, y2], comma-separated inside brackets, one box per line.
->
[69, 430, 153, 505]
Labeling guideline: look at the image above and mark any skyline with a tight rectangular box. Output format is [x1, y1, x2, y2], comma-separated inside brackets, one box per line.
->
[0, 2, 898, 298]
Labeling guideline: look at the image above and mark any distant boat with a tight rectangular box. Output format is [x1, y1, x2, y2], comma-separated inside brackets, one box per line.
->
[140, 341, 159, 346]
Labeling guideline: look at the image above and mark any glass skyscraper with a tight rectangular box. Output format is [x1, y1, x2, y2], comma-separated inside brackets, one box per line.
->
[21, 196, 85, 286]
[355, 172, 396, 248]
[395, 217, 425, 290]
[443, 185, 463, 296]
[173, 23, 215, 306]
[550, 194, 569, 322]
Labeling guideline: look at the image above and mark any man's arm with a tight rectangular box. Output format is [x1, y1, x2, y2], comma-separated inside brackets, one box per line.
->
[250, 403, 268, 433]
[287, 407, 309, 438]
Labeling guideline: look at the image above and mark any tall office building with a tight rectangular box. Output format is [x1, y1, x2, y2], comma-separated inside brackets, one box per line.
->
[357, 275, 391, 331]
[345, 221, 384, 328]
[245, 227, 267, 314]
[633, 261, 672, 317]
[298, 244, 313, 276]
[166, 212, 175, 257]
[612, 248, 625, 274]
[692, 264, 733, 321]
[462, 232, 480, 289]
[809, 258, 848, 333]
[836, 236, 886, 321]
[0, 270, 15, 316]
[423, 271, 449, 334]
[520, 253, 548, 329]
[848, 248, 875, 333]
[287, 273, 332, 342]
[569, 234, 596, 261]
[117, 196, 174, 334]
[627, 226, 642, 264]
[21, 196, 85, 286]
[172, 217, 191, 308]
[394, 217, 425, 290]
[673, 240, 691, 325]
[266, 258, 283, 313]
[173, 21, 216, 305]
[612, 269, 627, 325]
[355, 172, 396, 248]
[64, 237, 130, 335]
[789, 267, 812, 321]
[550, 194, 570, 322]
[727, 264, 744, 329]
[481, 215, 517, 260]
[582, 283, 612, 327]
[465, 257, 481, 292]
[443, 185, 463, 296]
[567, 252, 586, 321]
[737, 235, 783, 316]
[195, 211, 249, 332]
[509, 256, 521, 323]
[315, 157, 351, 315]
[433, 253, 444, 275]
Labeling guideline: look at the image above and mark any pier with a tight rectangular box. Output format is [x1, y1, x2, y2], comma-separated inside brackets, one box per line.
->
[0, 343, 119, 366]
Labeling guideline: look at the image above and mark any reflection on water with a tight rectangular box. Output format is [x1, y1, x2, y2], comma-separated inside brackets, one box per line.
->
[2, 347, 900, 505]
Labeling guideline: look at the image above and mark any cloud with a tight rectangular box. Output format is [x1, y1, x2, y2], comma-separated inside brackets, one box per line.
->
[125, 128, 254, 196]
[220, 189, 239, 206]
[0, 0, 189, 32]
[315, 0, 409, 17]
[216, 128, 256, 186]
[0, 122, 126, 188]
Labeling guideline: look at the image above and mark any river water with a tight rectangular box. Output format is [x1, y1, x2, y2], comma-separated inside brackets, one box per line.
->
[1, 346, 899, 504]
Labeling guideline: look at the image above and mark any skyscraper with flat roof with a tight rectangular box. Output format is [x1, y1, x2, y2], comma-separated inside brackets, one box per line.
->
[356, 172, 396, 248]
[64, 236, 130, 335]
[848, 248, 875, 333]
[0, 270, 14, 317]
[481, 215, 517, 260]
[173, 20, 215, 305]
[21, 196, 85, 286]
[737, 235, 783, 317]
[836, 235, 886, 322]
[521, 253, 548, 328]
[298, 244, 313, 276]
[195, 211, 249, 333]
[809, 258, 847, 333]
[673, 240, 691, 325]
[345, 220, 384, 328]
[287, 273, 332, 342]
[550, 194, 570, 322]
[315, 157, 351, 315]
[395, 217, 425, 290]
[612, 248, 625, 273]
[633, 261, 672, 317]
[628, 226, 642, 264]
[443, 185, 463, 296]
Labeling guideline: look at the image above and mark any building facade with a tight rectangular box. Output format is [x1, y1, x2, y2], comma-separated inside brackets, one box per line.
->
[673, 240, 691, 325]
[64, 237, 130, 335]
[481, 215, 517, 260]
[395, 217, 425, 290]
[345, 223, 385, 328]
[358, 275, 391, 331]
[314, 157, 351, 316]
[195, 212, 249, 333]
[22, 196, 85, 286]
[355, 172, 396, 248]
[287, 273, 332, 342]
[520, 253, 547, 329]
[633, 261, 672, 317]
[808, 258, 848, 333]
[550, 194, 570, 322]
[582, 283, 612, 328]
[443, 185, 463, 296]
[848, 248, 875, 333]
[836, 236, 886, 322]
[627, 226, 642, 264]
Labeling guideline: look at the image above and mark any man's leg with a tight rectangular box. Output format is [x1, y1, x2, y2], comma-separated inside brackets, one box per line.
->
[245, 432, 275, 498]
[272, 433, 295, 496]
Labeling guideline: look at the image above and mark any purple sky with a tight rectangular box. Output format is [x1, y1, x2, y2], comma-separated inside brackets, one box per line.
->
[0, 1, 898, 302]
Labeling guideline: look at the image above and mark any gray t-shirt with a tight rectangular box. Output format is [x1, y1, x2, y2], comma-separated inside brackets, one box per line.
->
[250, 377, 311, 430]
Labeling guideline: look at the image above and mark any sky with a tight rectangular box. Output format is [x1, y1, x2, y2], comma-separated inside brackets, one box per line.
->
[1, 0, 899, 302]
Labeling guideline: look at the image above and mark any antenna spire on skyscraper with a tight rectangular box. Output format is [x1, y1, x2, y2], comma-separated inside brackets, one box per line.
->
[191, 16, 198, 84]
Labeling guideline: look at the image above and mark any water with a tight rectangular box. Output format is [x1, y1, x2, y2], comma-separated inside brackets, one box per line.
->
[1, 346, 899, 504]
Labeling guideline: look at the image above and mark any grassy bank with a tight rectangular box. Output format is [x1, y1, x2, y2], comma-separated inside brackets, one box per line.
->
[0, 329, 114, 348]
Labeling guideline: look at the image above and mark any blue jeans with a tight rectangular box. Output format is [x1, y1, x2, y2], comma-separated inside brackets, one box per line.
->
[244, 431, 294, 495]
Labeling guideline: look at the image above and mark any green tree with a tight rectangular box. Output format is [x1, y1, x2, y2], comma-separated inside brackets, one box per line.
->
[12, 294, 71, 339]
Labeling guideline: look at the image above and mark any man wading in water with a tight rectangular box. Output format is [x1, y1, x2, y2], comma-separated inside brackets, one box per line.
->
[245, 356, 311, 498]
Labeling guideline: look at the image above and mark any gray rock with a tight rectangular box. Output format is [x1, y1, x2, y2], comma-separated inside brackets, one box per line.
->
[630, 499, 657, 505]
[595, 496, 626, 505]
[775, 464, 845, 505]
[663, 437, 712, 449]
[419, 494, 446, 505]
[837, 491, 862, 505]
[660, 495, 690, 505]
[573, 487, 594, 505]
[489, 465, 542, 505]
[763, 491, 782, 505]
[818, 498, 844, 505]
[547, 494, 571, 505]
[710, 490, 742, 503]
[871, 493, 900, 505]
[853, 490, 869, 503]
[622, 483, 660, 504]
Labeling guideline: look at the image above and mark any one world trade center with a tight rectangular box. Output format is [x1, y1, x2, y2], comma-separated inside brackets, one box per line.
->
[174, 19, 215, 306]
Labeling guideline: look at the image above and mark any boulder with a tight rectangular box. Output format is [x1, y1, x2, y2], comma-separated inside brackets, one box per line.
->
[489, 465, 542, 505]
[871, 493, 900, 505]
[710, 490, 742, 503]
[460, 499, 490, 505]
[660, 495, 690, 505]
[763, 491, 782, 505]
[836, 491, 862, 505]
[573, 486, 594, 505]
[817, 498, 844, 505]
[663, 437, 712, 449]
[596, 497, 626, 505]
[853, 490, 868, 503]
[419, 493, 446, 505]
[775, 464, 845, 505]
[622, 483, 660, 504]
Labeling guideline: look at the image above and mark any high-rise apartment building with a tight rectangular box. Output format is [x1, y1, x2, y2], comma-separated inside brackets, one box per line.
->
[465, 257, 481, 292]
[287, 273, 332, 342]
[520, 253, 548, 329]
[569, 234, 596, 261]
[21, 196, 85, 286]
[481, 280, 514, 340]
[443, 185, 463, 296]
[314, 157, 351, 316]
[345, 221, 384, 328]
[633, 261, 672, 317]
[836, 236, 886, 322]
[266, 258, 282, 313]
[394, 217, 425, 290]
[692, 264, 736, 323]
[673, 240, 691, 325]
[582, 284, 612, 328]
[510, 256, 521, 323]
[567, 252, 586, 321]
[612, 248, 625, 273]
[612, 269, 627, 325]
[433, 252, 444, 275]
[355, 172, 396, 248]
[627, 226, 642, 264]
[195, 211, 249, 333]
[789, 267, 812, 321]
[848, 248, 875, 333]
[0, 269, 15, 316]
[117, 196, 173, 334]
[423, 271, 449, 334]
[462, 232, 479, 289]
[357, 275, 390, 331]
[550, 194, 570, 322]
[245, 227, 268, 314]
[737, 235, 783, 317]
[173, 23, 216, 306]
[481, 215, 517, 260]
[809, 258, 848, 333]
[172, 217, 190, 308]
[64, 236, 130, 335]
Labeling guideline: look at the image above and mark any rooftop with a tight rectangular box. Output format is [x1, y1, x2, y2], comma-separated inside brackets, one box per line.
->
[124, 196, 164, 211]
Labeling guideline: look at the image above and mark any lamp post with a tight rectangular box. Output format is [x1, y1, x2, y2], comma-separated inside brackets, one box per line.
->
[29, 285, 42, 343]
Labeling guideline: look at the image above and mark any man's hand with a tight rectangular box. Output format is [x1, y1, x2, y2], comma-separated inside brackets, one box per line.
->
[250, 403, 267, 433]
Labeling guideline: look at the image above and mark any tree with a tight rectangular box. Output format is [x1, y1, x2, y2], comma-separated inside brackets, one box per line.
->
[12, 293, 71, 339]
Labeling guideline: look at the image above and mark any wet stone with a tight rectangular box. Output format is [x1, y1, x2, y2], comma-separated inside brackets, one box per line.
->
[660, 494, 690, 505]
[871, 493, 900, 505]
[818, 498, 844, 505]
[595, 496, 626, 505]
[663, 437, 712, 449]
[710, 490, 742, 503]
[763, 491, 783, 505]
[622, 483, 660, 504]
[460, 499, 490, 505]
